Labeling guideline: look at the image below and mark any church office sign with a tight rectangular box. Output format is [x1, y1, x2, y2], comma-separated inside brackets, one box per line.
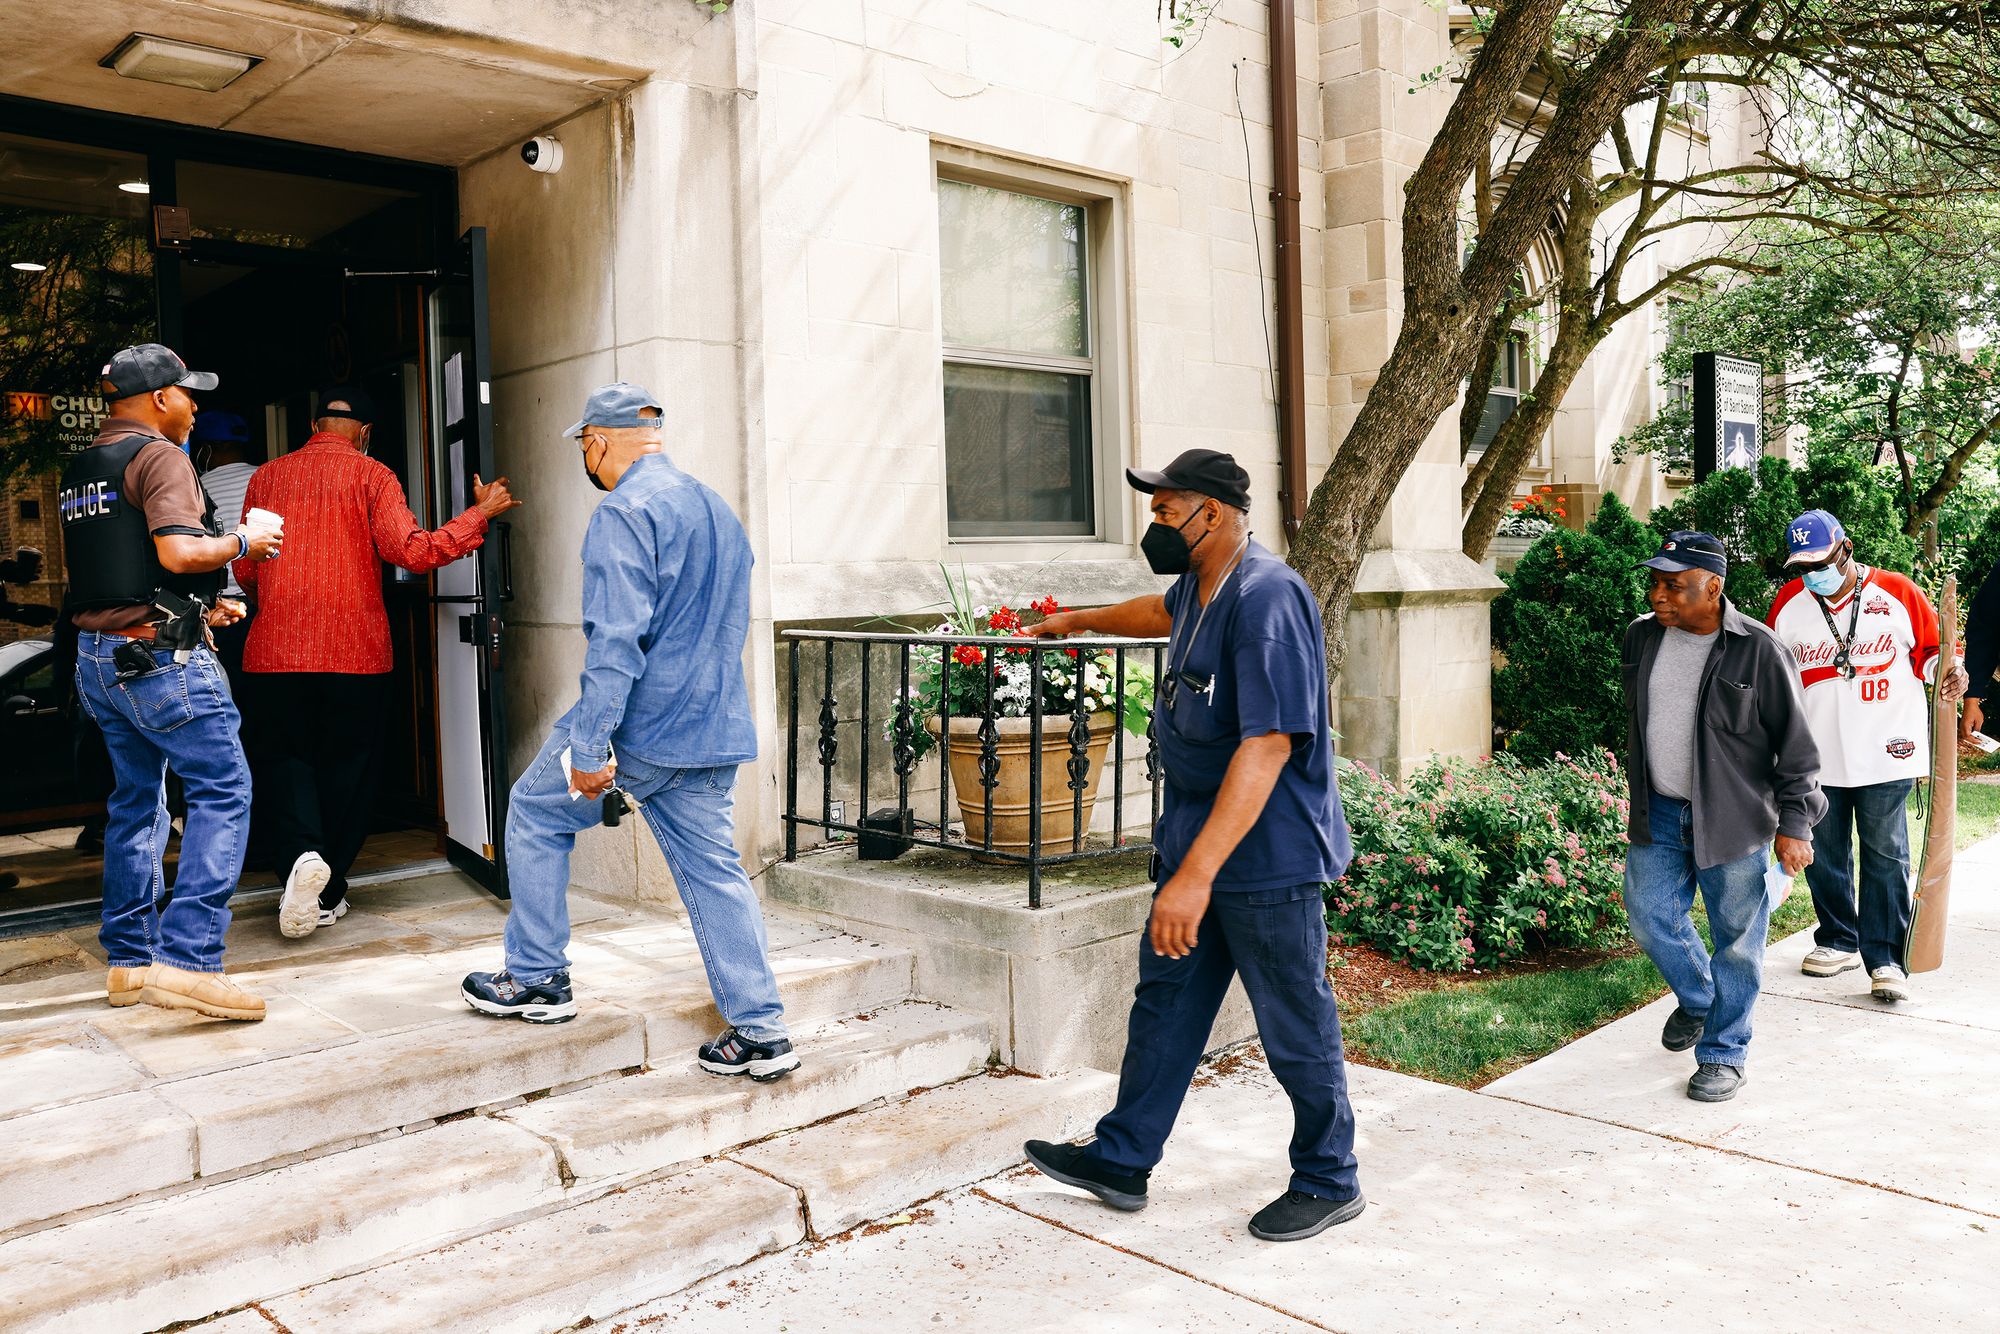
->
[1692, 352, 1762, 481]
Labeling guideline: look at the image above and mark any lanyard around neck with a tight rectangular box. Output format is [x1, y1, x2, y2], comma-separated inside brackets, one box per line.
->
[1169, 537, 1251, 680]
[1813, 568, 1870, 679]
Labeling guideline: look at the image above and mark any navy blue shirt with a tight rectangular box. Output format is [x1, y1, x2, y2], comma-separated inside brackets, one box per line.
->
[1154, 541, 1351, 891]
[565, 453, 758, 771]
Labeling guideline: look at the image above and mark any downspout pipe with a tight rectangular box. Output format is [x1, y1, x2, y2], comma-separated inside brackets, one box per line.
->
[1269, 0, 1308, 541]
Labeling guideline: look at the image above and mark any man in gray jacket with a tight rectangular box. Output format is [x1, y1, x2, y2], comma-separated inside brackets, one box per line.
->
[1622, 531, 1826, 1103]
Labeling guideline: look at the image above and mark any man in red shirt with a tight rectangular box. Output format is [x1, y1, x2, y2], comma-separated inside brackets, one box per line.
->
[235, 385, 520, 937]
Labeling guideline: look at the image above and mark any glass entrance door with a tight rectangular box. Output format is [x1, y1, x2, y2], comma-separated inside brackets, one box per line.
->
[425, 227, 512, 891]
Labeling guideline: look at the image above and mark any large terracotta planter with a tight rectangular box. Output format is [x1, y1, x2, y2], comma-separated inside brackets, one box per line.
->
[928, 713, 1117, 857]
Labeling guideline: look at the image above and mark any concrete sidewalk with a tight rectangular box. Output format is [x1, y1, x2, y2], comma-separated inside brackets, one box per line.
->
[613, 847, 2000, 1333]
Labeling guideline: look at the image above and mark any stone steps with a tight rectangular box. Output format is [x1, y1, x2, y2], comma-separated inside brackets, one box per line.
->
[196, 1066, 1115, 1334]
[0, 932, 916, 1239]
[0, 1000, 1011, 1334]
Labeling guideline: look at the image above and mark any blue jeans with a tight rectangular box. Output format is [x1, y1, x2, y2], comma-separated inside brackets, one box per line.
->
[1806, 781, 1915, 973]
[501, 726, 788, 1042]
[1624, 791, 1771, 1068]
[75, 633, 251, 973]
[1089, 883, 1360, 1200]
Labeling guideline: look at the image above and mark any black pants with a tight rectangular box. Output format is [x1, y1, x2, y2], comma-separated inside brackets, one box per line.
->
[246, 671, 388, 907]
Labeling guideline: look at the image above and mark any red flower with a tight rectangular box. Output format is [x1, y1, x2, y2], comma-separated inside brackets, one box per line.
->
[1031, 596, 1062, 616]
[989, 606, 1022, 632]
[953, 645, 985, 666]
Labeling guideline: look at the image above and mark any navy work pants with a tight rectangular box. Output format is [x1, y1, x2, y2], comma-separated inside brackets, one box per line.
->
[1089, 882, 1361, 1201]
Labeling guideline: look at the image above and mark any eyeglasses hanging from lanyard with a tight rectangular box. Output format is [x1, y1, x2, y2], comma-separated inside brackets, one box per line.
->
[1160, 536, 1251, 712]
[1814, 572, 1870, 680]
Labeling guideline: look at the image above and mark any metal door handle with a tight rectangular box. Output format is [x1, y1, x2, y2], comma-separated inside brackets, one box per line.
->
[498, 521, 514, 603]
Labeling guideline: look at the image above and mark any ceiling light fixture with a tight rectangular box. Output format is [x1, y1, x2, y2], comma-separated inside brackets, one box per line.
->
[103, 33, 258, 93]
[117, 180, 150, 194]
[10, 262, 48, 272]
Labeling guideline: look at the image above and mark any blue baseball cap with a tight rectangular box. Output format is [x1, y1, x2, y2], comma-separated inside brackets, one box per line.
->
[1784, 510, 1847, 566]
[565, 382, 664, 437]
[189, 410, 250, 445]
[1640, 530, 1729, 579]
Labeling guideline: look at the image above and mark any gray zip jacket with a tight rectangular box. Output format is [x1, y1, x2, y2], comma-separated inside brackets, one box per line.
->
[1622, 600, 1827, 869]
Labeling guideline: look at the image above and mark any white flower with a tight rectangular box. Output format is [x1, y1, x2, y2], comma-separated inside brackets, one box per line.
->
[938, 620, 958, 635]
[972, 605, 990, 620]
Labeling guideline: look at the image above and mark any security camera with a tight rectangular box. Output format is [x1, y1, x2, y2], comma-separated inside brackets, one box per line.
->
[521, 136, 564, 174]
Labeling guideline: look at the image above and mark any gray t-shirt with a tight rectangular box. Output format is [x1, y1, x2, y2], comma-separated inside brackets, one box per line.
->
[1646, 625, 1719, 800]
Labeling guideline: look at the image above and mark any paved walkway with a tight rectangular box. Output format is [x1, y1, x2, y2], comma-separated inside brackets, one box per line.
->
[612, 843, 2000, 1333]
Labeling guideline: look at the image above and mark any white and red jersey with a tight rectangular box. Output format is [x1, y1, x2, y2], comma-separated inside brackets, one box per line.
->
[1767, 566, 1941, 788]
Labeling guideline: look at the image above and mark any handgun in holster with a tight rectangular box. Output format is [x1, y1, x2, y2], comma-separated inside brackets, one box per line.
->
[151, 589, 211, 663]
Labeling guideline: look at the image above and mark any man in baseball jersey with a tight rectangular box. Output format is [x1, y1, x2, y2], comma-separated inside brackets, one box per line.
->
[1768, 511, 1966, 1001]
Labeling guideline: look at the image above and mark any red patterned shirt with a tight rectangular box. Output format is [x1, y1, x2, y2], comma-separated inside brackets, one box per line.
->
[235, 434, 488, 674]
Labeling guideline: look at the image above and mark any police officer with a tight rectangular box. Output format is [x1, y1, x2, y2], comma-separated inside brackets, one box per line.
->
[60, 344, 282, 1021]
[1019, 449, 1364, 1243]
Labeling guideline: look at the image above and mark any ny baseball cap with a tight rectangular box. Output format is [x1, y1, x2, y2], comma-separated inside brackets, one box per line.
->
[1125, 448, 1252, 510]
[1784, 509, 1847, 566]
[316, 384, 376, 424]
[565, 382, 664, 437]
[101, 343, 217, 398]
[1640, 530, 1729, 579]
[189, 410, 250, 444]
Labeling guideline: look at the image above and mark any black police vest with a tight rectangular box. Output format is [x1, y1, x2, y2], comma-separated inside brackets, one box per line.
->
[59, 433, 223, 612]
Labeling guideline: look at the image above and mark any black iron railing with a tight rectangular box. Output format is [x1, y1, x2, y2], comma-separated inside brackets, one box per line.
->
[782, 630, 1168, 907]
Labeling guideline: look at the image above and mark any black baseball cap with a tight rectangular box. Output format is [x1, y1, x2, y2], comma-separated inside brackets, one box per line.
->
[1640, 530, 1729, 579]
[101, 343, 217, 398]
[316, 384, 376, 423]
[1125, 449, 1251, 510]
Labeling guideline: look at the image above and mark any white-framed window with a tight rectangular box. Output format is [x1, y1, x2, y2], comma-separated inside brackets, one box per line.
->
[937, 175, 1104, 541]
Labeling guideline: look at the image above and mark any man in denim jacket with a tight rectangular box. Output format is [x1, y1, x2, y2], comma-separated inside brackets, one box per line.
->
[462, 383, 797, 1082]
[1622, 531, 1826, 1103]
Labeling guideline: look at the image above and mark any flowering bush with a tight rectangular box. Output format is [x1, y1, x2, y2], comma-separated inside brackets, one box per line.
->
[1327, 749, 1630, 972]
[1497, 487, 1567, 538]
[887, 567, 1153, 760]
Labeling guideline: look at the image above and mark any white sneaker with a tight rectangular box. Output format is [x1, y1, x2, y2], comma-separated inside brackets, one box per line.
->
[1870, 965, 1910, 1002]
[316, 899, 349, 929]
[279, 853, 331, 939]
[1801, 946, 1861, 977]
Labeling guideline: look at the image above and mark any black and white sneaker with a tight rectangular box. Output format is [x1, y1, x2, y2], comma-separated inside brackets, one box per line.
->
[1248, 1189, 1366, 1242]
[461, 969, 577, 1024]
[698, 1027, 800, 1082]
[317, 899, 349, 929]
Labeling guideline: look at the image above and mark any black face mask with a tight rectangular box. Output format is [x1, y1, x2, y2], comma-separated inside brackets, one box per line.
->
[582, 436, 610, 492]
[1141, 506, 1210, 576]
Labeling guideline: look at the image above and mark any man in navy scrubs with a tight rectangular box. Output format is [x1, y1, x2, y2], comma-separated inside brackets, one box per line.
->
[1019, 449, 1362, 1243]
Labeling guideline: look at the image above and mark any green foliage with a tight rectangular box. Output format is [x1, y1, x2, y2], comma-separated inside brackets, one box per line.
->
[1490, 496, 1651, 764]
[1647, 452, 1918, 620]
[1328, 750, 1630, 973]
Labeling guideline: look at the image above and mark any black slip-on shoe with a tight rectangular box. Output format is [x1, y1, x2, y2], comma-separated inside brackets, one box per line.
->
[1248, 1189, 1367, 1242]
[1687, 1062, 1745, 1102]
[698, 1026, 801, 1083]
[1660, 1005, 1705, 1053]
[1022, 1139, 1149, 1212]
[461, 969, 577, 1024]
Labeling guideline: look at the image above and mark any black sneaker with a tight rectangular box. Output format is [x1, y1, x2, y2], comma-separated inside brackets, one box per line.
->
[1248, 1189, 1366, 1242]
[1022, 1139, 1149, 1212]
[1660, 1005, 1705, 1053]
[461, 969, 577, 1024]
[698, 1027, 801, 1083]
[1687, 1062, 1745, 1102]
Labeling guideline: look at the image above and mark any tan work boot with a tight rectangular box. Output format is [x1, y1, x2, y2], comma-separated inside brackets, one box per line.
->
[140, 964, 266, 1022]
[107, 966, 147, 1007]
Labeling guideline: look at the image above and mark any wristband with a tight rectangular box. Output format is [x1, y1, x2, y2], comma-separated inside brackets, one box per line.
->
[232, 530, 249, 561]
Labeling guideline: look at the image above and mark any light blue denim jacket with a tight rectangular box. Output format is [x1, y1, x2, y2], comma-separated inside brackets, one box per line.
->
[565, 453, 758, 771]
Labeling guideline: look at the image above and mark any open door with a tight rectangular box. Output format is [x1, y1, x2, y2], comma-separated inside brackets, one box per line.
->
[427, 227, 513, 892]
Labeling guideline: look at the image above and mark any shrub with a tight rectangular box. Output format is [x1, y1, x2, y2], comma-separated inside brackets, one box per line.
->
[1328, 750, 1630, 973]
[1491, 495, 1651, 764]
[1648, 450, 1918, 619]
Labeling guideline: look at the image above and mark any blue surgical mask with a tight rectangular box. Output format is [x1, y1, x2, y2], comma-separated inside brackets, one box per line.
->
[1803, 566, 1844, 597]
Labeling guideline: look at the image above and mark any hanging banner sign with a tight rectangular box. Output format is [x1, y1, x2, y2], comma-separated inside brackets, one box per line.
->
[1692, 352, 1763, 481]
